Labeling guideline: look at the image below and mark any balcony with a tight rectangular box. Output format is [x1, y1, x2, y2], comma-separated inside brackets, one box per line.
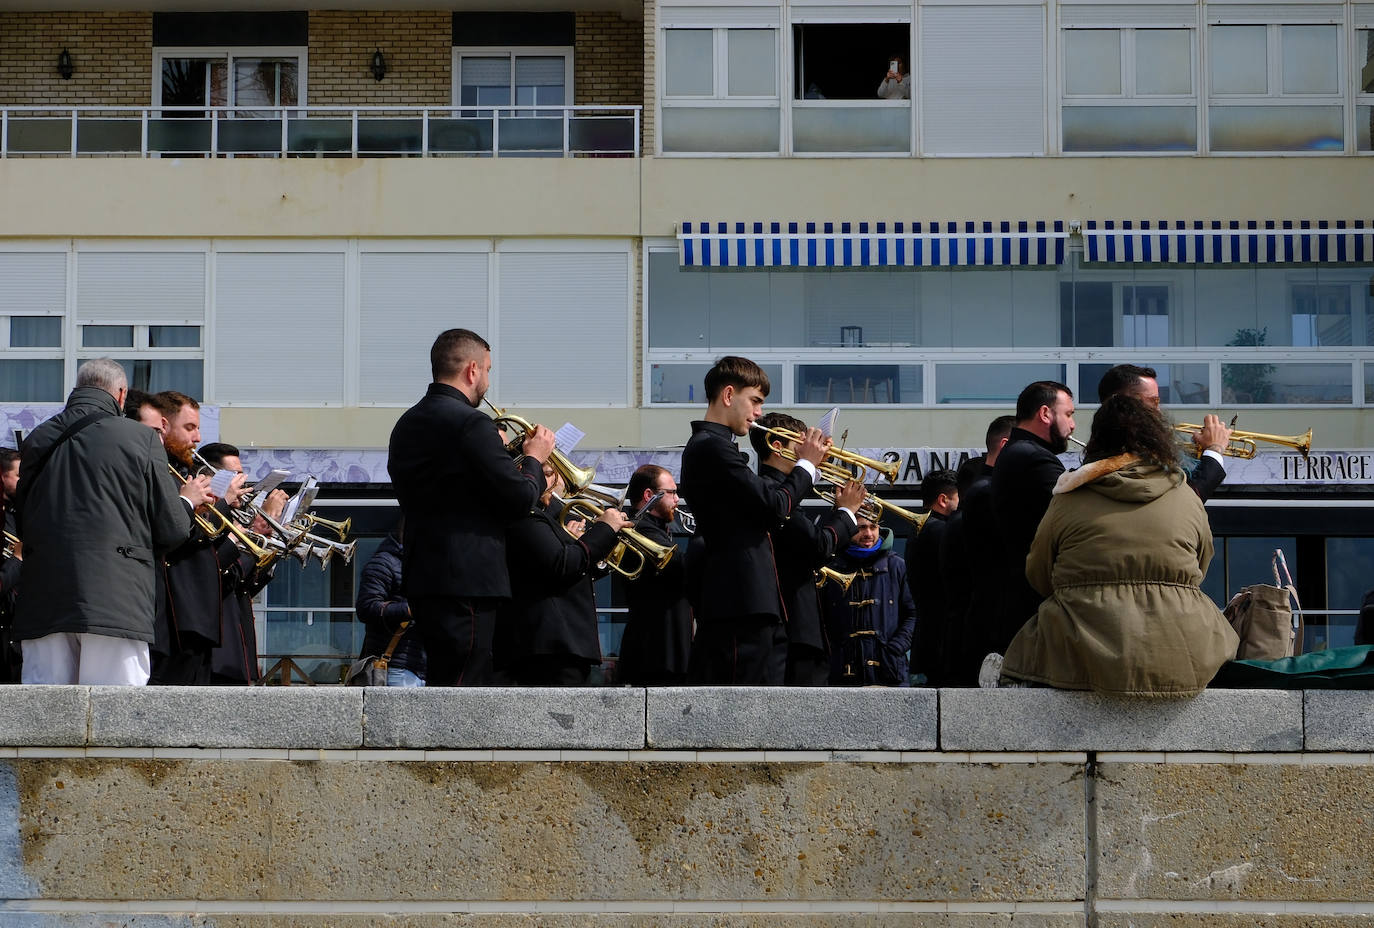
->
[0, 105, 641, 159]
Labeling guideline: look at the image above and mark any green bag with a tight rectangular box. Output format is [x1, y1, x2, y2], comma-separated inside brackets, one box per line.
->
[1211, 645, 1374, 689]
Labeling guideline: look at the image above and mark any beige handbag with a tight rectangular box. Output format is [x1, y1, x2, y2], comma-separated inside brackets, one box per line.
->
[1223, 550, 1304, 661]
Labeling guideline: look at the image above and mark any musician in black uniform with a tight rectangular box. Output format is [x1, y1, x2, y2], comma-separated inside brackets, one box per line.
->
[1096, 364, 1230, 501]
[388, 328, 554, 686]
[0, 448, 21, 682]
[617, 464, 693, 685]
[749, 413, 863, 685]
[680, 356, 829, 685]
[198, 442, 287, 685]
[151, 393, 250, 685]
[907, 468, 958, 686]
[495, 463, 627, 685]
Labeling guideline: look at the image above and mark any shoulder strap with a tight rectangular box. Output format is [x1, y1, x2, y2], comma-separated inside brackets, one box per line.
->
[375, 619, 412, 669]
[22, 412, 106, 495]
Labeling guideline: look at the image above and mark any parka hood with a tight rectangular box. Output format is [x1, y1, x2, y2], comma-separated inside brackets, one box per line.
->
[1053, 454, 1184, 504]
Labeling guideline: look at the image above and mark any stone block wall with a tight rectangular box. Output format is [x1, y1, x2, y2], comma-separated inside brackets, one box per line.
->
[0, 12, 152, 108]
[306, 11, 452, 106]
[6, 686, 1374, 925]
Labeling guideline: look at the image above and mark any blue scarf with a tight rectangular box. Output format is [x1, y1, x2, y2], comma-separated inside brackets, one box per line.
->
[846, 538, 882, 558]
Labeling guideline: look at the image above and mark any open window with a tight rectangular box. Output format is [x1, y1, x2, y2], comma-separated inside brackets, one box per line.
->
[791, 23, 910, 101]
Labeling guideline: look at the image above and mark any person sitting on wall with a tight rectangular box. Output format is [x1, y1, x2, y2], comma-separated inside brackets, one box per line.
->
[999, 395, 1239, 696]
[878, 55, 911, 100]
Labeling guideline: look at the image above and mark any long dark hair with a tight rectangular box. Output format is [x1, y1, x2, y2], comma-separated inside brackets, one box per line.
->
[1083, 394, 1177, 469]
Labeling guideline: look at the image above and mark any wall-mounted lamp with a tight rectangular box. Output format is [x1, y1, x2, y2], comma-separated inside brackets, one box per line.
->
[57, 49, 74, 80]
[370, 49, 387, 82]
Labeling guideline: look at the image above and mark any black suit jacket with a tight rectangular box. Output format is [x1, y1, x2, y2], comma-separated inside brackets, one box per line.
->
[990, 428, 1065, 642]
[908, 510, 950, 682]
[679, 421, 814, 623]
[619, 513, 693, 683]
[760, 463, 855, 653]
[497, 505, 619, 664]
[1189, 454, 1225, 502]
[388, 382, 545, 600]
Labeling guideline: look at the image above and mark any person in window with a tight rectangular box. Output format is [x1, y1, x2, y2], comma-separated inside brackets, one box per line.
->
[999, 395, 1239, 695]
[878, 55, 911, 100]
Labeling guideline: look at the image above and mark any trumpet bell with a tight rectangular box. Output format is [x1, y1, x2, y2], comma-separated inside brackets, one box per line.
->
[816, 566, 857, 592]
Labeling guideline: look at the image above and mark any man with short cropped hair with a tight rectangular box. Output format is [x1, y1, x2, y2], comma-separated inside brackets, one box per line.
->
[617, 464, 693, 685]
[388, 328, 554, 686]
[908, 468, 958, 686]
[13, 359, 204, 685]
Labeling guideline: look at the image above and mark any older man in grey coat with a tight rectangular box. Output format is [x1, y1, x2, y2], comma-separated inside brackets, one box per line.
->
[13, 358, 210, 685]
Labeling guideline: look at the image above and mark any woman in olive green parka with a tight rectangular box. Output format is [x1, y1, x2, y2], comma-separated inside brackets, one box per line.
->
[1001, 395, 1239, 696]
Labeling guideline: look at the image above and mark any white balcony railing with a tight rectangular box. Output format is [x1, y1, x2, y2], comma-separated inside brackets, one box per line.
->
[0, 105, 641, 159]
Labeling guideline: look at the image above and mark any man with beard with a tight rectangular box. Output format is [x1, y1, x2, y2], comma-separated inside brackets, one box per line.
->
[0, 448, 21, 682]
[617, 464, 693, 685]
[198, 442, 288, 685]
[152, 392, 249, 684]
[1096, 364, 1231, 502]
[990, 381, 1075, 650]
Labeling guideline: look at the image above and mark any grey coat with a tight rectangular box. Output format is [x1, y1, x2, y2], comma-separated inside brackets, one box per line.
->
[13, 386, 191, 644]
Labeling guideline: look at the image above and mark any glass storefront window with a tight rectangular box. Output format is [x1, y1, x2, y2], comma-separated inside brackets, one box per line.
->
[935, 363, 1066, 404]
[1220, 361, 1352, 404]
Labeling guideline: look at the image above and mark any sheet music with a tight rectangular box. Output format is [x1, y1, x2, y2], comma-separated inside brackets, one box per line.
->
[554, 423, 586, 453]
[817, 407, 840, 438]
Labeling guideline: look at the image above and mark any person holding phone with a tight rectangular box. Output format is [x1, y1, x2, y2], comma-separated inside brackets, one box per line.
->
[878, 55, 911, 100]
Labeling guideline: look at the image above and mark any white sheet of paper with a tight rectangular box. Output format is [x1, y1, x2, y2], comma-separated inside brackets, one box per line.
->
[554, 423, 585, 453]
[817, 407, 840, 438]
[208, 469, 237, 498]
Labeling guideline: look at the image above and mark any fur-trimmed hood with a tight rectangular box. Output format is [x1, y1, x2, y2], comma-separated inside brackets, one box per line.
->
[1053, 453, 1184, 504]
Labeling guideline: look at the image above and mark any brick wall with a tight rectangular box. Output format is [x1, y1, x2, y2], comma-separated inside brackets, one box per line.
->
[307, 11, 451, 106]
[642, 0, 655, 154]
[0, 12, 152, 107]
[574, 10, 644, 108]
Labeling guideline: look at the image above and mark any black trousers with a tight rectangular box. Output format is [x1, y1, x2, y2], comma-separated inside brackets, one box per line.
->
[150, 646, 212, 685]
[413, 596, 499, 686]
[688, 615, 787, 685]
[506, 653, 596, 687]
[785, 643, 831, 686]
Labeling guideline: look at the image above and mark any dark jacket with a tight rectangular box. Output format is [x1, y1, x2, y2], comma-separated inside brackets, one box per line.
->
[355, 534, 425, 677]
[159, 466, 240, 657]
[13, 386, 191, 644]
[679, 420, 814, 623]
[907, 509, 950, 685]
[958, 468, 1006, 664]
[821, 528, 916, 686]
[211, 548, 273, 683]
[760, 463, 854, 659]
[618, 512, 692, 685]
[990, 427, 1065, 645]
[497, 504, 619, 665]
[1189, 454, 1225, 502]
[388, 382, 546, 601]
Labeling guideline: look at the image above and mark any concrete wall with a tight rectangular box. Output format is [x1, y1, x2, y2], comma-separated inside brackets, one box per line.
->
[3, 686, 1374, 925]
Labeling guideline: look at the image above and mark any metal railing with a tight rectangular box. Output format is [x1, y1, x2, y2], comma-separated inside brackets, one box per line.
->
[0, 104, 641, 159]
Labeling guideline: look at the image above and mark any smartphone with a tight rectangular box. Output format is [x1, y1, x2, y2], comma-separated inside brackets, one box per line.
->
[889, 59, 900, 73]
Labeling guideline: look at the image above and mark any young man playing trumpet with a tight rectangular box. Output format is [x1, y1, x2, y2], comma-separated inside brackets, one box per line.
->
[750, 412, 864, 686]
[680, 356, 829, 685]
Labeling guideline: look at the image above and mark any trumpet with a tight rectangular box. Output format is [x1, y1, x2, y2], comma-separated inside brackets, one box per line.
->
[1175, 423, 1313, 460]
[559, 497, 676, 581]
[167, 463, 277, 569]
[2, 530, 18, 559]
[815, 566, 857, 592]
[483, 399, 598, 497]
[749, 422, 900, 484]
[294, 512, 352, 541]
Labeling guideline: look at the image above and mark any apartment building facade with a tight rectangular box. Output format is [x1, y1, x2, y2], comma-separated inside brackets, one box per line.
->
[0, 1, 1370, 673]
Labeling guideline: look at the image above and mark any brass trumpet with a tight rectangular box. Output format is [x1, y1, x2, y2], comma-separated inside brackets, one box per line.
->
[295, 512, 352, 541]
[1175, 423, 1313, 460]
[167, 464, 277, 569]
[749, 422, 900, 483]
[484, 399, 597, 496]
[559, 497, 676, 581]
[815, 566, 857, 592]
[2, 530, 19, 559]
[812, 461, 928, 531]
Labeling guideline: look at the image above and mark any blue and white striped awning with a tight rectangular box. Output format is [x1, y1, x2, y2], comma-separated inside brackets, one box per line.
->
[678, 221, 1067, 268]
[1084, 220, 1374, 264]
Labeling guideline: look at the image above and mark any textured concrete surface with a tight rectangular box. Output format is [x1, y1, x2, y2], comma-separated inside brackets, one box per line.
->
[1096, 917, 1374, 927]
[364, 687, 646, 749]
[87, 686, 363, 749]
[646, 687, 938, 750]
[0, 916, 1088, 928]
[10, 758, 1082, 902]
[1095, 762, 1374, 901]
[940, 688, 1303, 752]
[0, 686, 88, 746]
[1304, 691, 1374, 751]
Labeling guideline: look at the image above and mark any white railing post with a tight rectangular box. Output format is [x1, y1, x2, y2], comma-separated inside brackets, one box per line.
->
[210, 109, 219, 157]
[351, 109, 359, 157]
[421, 108, 429, 156]
[634, 107, 641, 157]
[140, 108, 149, 157]
[280, 106, 288, 157]
[491, 108, 499, 158]
[70, 109, 78, 157]
[563, 107, 571, 156]
[1, 110, 7, 159]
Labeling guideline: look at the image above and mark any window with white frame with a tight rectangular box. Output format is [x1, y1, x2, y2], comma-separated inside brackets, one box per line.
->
[455, 49, 572, 114]
[1207, 23, 1344, 151]
[0, 252, 65, 403]
[155, 48, 304, 112]
[1061, 28, 1198, 152]
[1358, 28, 1374, 152]
[661, 27, 781, 152]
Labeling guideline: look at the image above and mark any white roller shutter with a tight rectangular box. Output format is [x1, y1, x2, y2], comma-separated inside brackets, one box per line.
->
[77, 252, 205, 324]
[0, 252, 66, 316]
[359, 252, 489, 405]
[791, 1, 911, 23]
[660, 5, 782, 27]
[214, 252, 345, 405]
[920, 6, 1047, 155]
[496, 251, 629, 406]
[1061, 4, 1199, 28]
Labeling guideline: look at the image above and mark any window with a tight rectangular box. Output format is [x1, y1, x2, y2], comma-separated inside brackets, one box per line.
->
[661, 28, 780, 153]
[79, 325, 204, 399]
[1290, 282, 1353, 346]
[1207, 24, 1344, 151]
[1359, 29, 1374, 152]
[0, 316, 63, 403]
[1062, 28, 1197, 152]
[789, 23, 912, 154]
[156, 49, 303, 111]
[456, 49, 571, 113]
